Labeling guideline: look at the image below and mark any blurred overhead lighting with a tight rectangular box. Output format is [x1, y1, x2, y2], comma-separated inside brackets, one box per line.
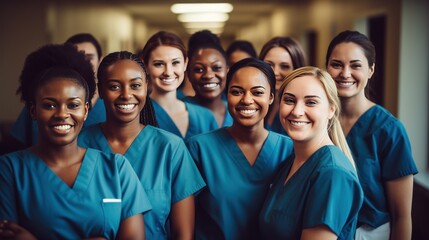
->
[177, 13, 229, 23]
[170, 3, 234, 35]
[171, 3, 233, 14]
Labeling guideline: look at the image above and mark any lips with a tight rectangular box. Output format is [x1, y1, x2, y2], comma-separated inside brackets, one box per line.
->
[50, 123, 73, 134]
[116, 103, 136, 110]
[161, 78, 177, 84]
[289, 120, 309, 126]
[335, 81, 355, 87]
[201, 82, 219, 89]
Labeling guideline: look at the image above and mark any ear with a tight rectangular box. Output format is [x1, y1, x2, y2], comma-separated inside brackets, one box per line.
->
[269, 92, 274, 105]
[368, 63, 375, 79]
[29, 102, 37, 120]
[84, 102, 89, 121]
[184, 57, 189, 70]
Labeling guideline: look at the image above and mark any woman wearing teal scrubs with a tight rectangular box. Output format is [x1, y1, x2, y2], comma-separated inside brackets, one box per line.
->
[8, 33, 106, 150]
[259, 36, 307, 135]
[186, 58, 293, 240]
[78, 51, 205, 240]
[326, 30, 418, 239]
[140, 31, 218, 139]
[0, 44, 150, 239]
[259, 67, 363, 239]
[185, 30, 233, 128]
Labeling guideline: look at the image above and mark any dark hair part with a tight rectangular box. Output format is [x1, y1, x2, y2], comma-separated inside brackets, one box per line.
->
[65, 33, 103, 58]
[140, 31, 187, 65]
[17, 43, 96, 108]
[259, 36, 307, 69]
[97, 51, 158, 127]
[226, 58, 276, 95]
[226, 40, 257, 59]
[187, 30, 227, 61]
[325, 30, 375, 68]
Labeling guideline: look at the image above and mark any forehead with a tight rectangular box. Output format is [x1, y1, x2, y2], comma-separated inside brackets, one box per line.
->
[264, 47, 292, 61]
[230, 67, 270, 86]
[191, 48, 225, 64]
[105, 59, 145, 76]
[330, 42, 367, 61]
[150, 45, 184, 59]
[37, 77, 86, 96]
[75, 42, 98, 55]
[285, 75, 327, 97]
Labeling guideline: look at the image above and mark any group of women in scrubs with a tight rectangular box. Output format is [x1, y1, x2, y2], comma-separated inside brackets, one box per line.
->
[0, 28, 418, 240]
[0, 44, 150, 239]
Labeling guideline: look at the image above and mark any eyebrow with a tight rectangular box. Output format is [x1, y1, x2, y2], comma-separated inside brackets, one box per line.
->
[283, 92, 321, 99]
[42, 97, 83, 102]
[330, 59, 362, 64]
[106, 77, 143, 83]
[230, 85, 266, 90]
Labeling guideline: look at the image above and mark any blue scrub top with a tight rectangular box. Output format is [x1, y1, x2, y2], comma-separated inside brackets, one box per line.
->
[152, 99, 218, 139]
[186, 128, 294, 240]
[259, 145, 363, 240]
[9, 98, 106, 146]
[78, 124, 206, 240]
[346, 105, 418, 228]
[0, 148, 151, 239]
[183, 96, 233, 127]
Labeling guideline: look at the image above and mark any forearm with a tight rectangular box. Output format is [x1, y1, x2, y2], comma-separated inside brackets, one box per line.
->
[390, 216, 412, 240]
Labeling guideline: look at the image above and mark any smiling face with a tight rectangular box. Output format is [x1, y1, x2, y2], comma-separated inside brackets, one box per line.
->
[99, 59, 147, 125]
[188, 48, 227, 100]
[326, 42, 375, 99]
[263, 47, 294, 92]
[31, 78, 88, 147]
[227, 66, 274, 128]
[279, 75, 334, 144]
[147, 45, 188, 94]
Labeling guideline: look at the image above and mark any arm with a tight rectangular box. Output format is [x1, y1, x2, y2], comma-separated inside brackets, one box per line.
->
[170, 195, 195, 240]
[385, 175, 414, 240]
[115, 214, 145, 240]
[301, 225, 337, 240]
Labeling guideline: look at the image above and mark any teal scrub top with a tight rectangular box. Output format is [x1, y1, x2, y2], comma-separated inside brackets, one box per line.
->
[265, 111, 287, 135]
[78, 124, 206, 240]
[152, 99, 218, 139]
[10, 98, 106, 146]
[259, 145, 364, 240]
[186, 128, 294, 240]
[183, 96, 233, 127]
[0, 148, 151, 239]
[346, 105, 418, 228]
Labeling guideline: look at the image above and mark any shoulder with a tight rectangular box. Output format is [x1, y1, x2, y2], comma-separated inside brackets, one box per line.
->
[143, 125, 186, 147]
[186, 128, 225, 144]
[315, 146, 357, 175]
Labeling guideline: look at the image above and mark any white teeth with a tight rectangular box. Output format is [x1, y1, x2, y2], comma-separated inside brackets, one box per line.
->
[240, 109, 256, 114]
[54, 125, 71, 130]
[117, 104, 135, 110]
[202, 83, 218, 88]
[337, 81, 354, 86]
[290, 121, 307, 126]
[162, 78, 176, 83]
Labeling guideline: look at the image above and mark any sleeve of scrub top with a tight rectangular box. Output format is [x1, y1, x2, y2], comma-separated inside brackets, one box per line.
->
[302, 167, 363, 236]
[0, 156, 17, 221]
[170, 140, 206, 204]
[117, 154, 152, 220]
[378, 120, 418, 180]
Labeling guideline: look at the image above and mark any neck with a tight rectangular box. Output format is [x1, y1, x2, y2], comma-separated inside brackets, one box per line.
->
[340, 93, 374, 118]
[102, 118, 144, 142]
[228, 121, 268, 143]
[292, 133, 333, 163]
[150, 90, 182, 111]
[194, 96, 224, 111]
[33, 141, 82, 166]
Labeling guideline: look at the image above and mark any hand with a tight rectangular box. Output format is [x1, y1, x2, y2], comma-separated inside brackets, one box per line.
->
[0, 220, 37, 240]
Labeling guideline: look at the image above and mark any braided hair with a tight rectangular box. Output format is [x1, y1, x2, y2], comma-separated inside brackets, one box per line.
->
[97, 51, 158, 127]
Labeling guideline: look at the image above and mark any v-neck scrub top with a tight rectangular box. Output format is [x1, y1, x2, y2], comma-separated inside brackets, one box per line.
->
[186, 128, 294, 240]
[183, 96, 234, 128]
[78, 124, 206, 240]
[346, 105, 418, 228]
[152, 99, 218, 139]
[0, 148, 151, 239]
[259, 145, 364, 240]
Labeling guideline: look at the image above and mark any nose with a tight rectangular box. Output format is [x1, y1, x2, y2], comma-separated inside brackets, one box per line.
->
[291, 101, 304, 116]
[163, 63, 173, 77]
[241, 92, 254, 105]
[340, 66, 352, 79]
[55, 105, 70, 119]
[202, 68, 214, 80]
[120, 86, 132, 99]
